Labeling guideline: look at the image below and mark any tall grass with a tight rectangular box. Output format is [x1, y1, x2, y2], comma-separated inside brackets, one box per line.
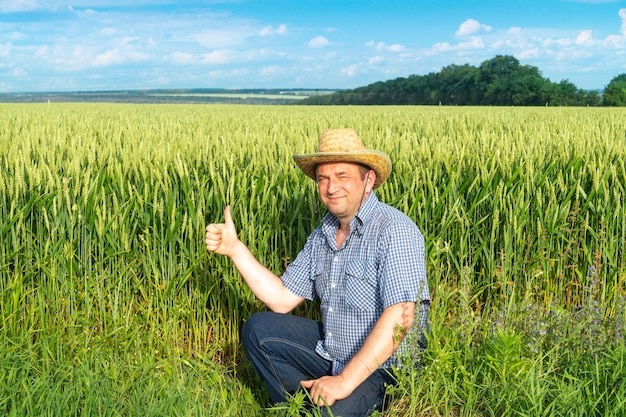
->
[1, 103, 625, 416]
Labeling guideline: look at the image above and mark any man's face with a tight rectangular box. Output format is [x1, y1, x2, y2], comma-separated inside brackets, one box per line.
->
[315, 162, 374, 224]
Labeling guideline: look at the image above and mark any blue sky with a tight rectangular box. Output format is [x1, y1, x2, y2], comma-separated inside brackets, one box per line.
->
[1, 0, 625, 92]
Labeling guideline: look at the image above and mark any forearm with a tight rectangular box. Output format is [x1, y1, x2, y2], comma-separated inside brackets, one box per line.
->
[340, 302, 415, 389]
[228, 240, 302, 313]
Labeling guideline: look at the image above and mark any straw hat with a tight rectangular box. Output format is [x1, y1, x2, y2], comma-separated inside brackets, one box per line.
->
[293, 128, 392, 189]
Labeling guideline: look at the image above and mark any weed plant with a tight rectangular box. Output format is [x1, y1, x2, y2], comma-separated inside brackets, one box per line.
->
[389, 266, 626, 417]
[1, 104, 625, 416]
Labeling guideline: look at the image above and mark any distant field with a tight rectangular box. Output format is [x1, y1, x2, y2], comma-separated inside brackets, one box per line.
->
[1, 104, 625, 416]
[148, 93, 307, 100]
[0, 88, 336, 103]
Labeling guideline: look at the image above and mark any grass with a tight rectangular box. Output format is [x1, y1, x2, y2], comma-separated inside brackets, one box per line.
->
[1, 103, 625, 416]
[387, 268, 626, 416]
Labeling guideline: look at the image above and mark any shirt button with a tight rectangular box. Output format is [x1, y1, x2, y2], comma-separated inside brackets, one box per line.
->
[328, 307, 333, 312]
[331, 283, 336, 288]
[333, 256, 338, 262]
[327, 332, 332, 338]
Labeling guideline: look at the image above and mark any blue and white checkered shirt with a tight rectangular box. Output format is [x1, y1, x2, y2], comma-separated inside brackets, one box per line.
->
[281, 193, 430, 375]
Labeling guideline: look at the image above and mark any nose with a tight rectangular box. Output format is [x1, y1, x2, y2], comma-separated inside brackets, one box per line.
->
[326, 177, 338, 194]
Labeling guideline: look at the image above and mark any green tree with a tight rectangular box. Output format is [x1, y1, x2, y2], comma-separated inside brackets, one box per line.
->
[541, 80, 579, 106]
[298, 54, 598, 106]
[580, 90, 601, 106]
[603, 74, 626, 106]
[477, 55, 547, 105]
[435, 64, 480, 105]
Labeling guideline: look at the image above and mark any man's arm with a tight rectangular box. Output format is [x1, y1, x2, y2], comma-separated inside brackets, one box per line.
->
[205, 206, 304, 313]
[301, 301, 415, 406]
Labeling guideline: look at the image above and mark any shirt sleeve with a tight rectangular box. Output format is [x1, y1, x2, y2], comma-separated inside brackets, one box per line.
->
[377, 217, 429, 308]
[280, 230, 320, 301]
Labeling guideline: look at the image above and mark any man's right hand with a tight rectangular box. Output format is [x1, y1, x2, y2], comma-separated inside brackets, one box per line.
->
[205, 205, 239, 257]
[205, 205, 304, 313]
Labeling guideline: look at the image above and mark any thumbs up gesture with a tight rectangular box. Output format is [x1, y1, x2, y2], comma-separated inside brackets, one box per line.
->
[205, 205, 239, 257]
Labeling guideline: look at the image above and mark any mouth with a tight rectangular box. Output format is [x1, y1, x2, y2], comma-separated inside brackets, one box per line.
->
[325, 195, 344, 203]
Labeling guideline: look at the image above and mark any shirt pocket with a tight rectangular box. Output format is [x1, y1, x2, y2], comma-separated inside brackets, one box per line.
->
[345, 261, 380, 311]
[312, 257, 330, 304]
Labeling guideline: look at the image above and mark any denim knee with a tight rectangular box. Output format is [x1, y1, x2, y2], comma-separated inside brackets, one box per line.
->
[241, 311, 267, 351]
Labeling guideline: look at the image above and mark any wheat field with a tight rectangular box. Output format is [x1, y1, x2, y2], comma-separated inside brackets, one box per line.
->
[1, 103, 625, 416]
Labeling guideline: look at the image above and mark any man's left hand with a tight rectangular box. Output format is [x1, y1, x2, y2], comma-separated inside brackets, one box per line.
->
[300, 375, 354, 407]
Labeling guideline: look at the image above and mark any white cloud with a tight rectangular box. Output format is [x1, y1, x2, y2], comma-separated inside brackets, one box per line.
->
[259, 24, 287, 37]
[309, 38, 331, 50]
[604, 34, 623, 45]
[428, 41, 452, 54]
[9, 67, 27, 77]
[0, 42, 11, 57]
[169, 51, 195, 65]
[201, 49, 236, 64]
[456, 19, 492, 36]
[308, 36, 329, 48]
[100, 28, 118, 37]
[3, 1, 625, 92]
[0, 0, 39, 13]
[258, 66, 282, 76]
[518, 47, 540, 59]
[428, 36, 485, 54]
[429, 11, 625, 70]
[91, 49, 122, 66]
[365, 41, 406, 52]
[34, 45, 48, 56]
[576, 30, 594, 45]
[382, 42, 404, 52]
[121, 36, 140, 46]
[68, 6, 97, 17]
[323, 51, 338, 61]
[555, 36, 574, 47]
[462, 36, 486, 49]
[2, 31, 28, 41]
[192, 27, 257, 49]
[91, 48, 149, 66]
[555, 49, 592, 61]
[341, 64, 358, 77]
[387, 44, 405, 52]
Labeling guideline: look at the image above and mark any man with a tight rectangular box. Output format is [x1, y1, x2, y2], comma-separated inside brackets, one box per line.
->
[205, 128, 430, 416]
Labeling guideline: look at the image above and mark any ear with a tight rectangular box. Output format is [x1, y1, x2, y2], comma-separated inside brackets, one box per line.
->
[365, 170, 376, 192]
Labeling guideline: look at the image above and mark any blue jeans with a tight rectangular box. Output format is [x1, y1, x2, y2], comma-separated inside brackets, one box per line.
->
[241, 311, 396, 417]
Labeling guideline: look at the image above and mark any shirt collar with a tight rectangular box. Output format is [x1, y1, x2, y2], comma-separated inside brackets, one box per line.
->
[351, 192, 378, 234]
[322, 192, 379, 239]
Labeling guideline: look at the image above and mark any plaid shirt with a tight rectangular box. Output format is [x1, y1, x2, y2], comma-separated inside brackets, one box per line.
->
[281, 193, 430, 375]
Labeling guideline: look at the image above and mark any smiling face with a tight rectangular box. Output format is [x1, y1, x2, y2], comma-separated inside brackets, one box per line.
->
[315, 162, 376, 226]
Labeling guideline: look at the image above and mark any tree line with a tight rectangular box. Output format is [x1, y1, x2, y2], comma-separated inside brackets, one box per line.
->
[300, 55, 626, 106]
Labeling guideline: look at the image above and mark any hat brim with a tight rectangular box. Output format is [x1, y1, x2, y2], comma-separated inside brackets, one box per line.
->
[293, 150, 391, 189]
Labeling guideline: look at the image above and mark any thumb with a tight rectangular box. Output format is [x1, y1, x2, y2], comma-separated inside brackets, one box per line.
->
[300, 380, 314, 388]
[223, 205, 236, 229]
